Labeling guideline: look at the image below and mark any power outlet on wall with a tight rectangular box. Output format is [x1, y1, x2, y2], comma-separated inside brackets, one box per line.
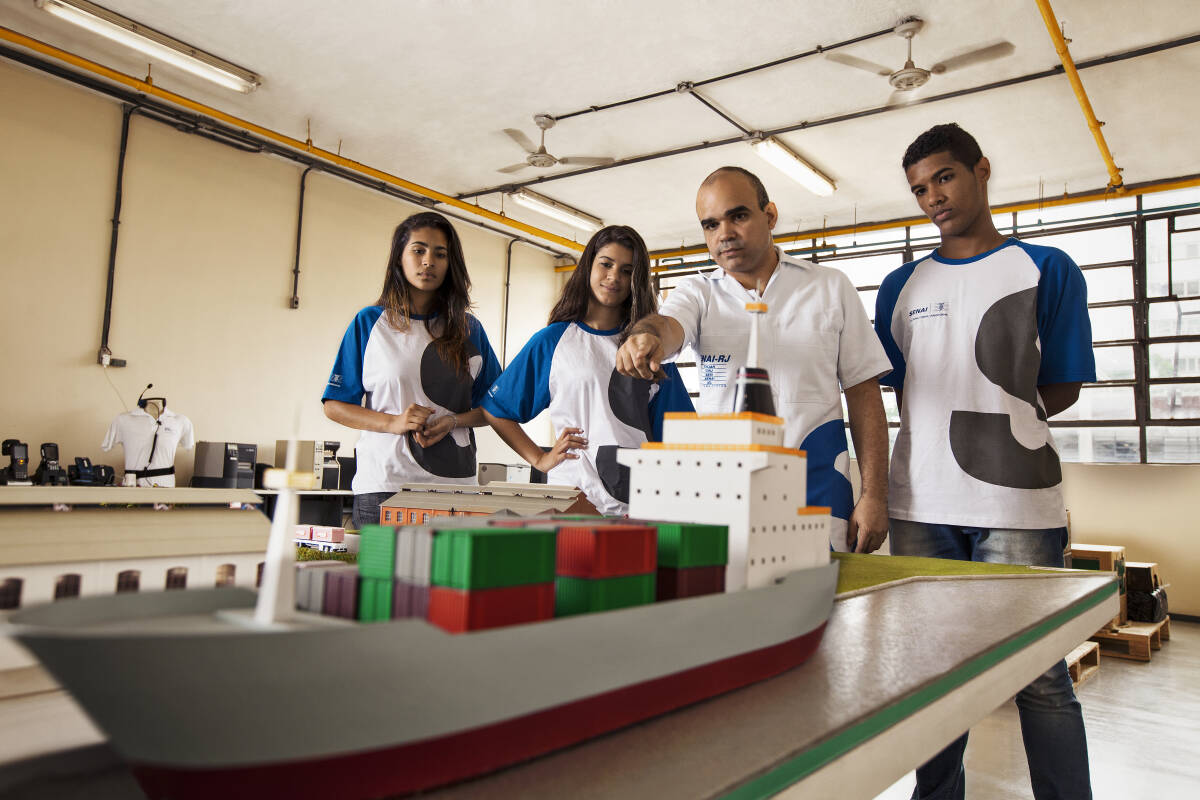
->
[97, 348, 127, 368]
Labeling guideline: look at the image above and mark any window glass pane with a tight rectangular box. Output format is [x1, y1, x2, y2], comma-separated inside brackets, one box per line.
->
[1175, 213, 1200, 232]
[1016, 197, 1137, 229]
[1150, 384, 1200, 419]
[827, 253, 902, 287]
[1020, 227, 1133, 265]
[994, 212, 1015, 234]
[1142, 186, 1200, 210]
[1147, 218, 1169, 297]
[1171, 229, 1200, 297]
[1149, 300, 1200, 336]
[911, 248, 935, 261]
[1088, 306, 1133, 342]
[858, 289, 878, 321]
[1050, 386, 1134, 420]
[1149, 342, 1200, 378]
[1147, 426, 1200, 462]
[1081, 266, 1133, 304]
[882, 389, 899, 423]
[1052, 427, 1139, 463]
[1093, 346, 1134, 381]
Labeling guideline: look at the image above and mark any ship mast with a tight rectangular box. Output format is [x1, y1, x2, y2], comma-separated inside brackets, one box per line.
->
[735, 281, 775, 415]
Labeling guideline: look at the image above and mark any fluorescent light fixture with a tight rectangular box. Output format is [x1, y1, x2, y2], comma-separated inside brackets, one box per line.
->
[750, 136, 836, 197]
[508, 189, 603, 233]
[36, 0, 261, 93]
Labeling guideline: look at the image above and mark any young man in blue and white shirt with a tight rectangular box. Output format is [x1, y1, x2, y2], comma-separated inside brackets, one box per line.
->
[875, 123, 1095, 800]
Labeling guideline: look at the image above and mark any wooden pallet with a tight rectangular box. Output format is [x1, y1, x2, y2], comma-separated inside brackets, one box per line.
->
[1065, 641, 1100, 688]
[1090, 615, 1171, 662]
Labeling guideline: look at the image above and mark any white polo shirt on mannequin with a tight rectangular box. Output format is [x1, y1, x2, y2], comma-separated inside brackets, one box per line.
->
[102, 407, 195, 487]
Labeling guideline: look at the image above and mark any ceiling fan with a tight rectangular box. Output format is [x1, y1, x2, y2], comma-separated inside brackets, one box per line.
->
[497, 113, 615, 174]
[826, 17, 1015, 104]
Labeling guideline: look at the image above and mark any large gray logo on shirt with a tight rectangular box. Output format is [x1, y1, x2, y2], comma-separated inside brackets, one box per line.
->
[595, 370, 659, 503]
[948, 287, 1061, 489]
[407, 339, 481, 480]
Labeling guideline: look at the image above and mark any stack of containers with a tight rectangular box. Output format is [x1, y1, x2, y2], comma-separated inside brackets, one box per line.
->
[392, 526, 434, 619]
[428, 527, 557, 633]
[358, 524, 398, 623]
[654, 522, 728, 601]
[554, 524, 657, 616]
[295, 560, 356, 614]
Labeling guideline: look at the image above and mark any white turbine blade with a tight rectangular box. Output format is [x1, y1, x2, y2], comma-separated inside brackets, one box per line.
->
[825, 52, 893, 76]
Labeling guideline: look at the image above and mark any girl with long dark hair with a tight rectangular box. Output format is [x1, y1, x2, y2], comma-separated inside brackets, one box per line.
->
[323, 211, 501, 529]
[482, 225, 693, 515]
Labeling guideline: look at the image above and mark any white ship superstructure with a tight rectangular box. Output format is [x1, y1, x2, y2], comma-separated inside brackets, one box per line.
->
[618, 411, 830, 592]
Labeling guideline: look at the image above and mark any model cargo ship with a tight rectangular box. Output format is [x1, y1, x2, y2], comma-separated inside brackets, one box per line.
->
[6, 311, 837, 800]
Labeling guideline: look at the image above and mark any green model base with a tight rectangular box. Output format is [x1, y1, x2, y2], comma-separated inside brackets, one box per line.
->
[833, 552, 1048, 595]
[432, 527, 557, 590]
[555, 573, 656, 617]
[654, 522, 728, 568]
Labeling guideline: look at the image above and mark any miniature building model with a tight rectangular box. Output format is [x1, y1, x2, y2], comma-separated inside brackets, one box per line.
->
[618, 412, 830, 592]
[379, 482, 598, 525]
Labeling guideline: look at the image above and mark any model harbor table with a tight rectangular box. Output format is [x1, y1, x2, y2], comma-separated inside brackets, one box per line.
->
[0, 565, 1116, 800]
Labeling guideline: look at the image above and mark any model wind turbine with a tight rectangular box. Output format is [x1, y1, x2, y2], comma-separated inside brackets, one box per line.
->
[735, 281, 775, 415]
[254, 437, 311, 625]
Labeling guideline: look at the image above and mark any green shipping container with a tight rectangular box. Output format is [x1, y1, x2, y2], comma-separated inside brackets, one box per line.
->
[555, 573, 656, 617]
[431, 528, 556, 590]
[358, 524, 399, 579]
[653, 523, 728, 568]
[358, 576, 394, 623]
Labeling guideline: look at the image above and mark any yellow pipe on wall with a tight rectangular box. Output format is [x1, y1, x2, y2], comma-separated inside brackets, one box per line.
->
[1034, 0, 1125, 192]
[643, 174, 1200, 262]
[0, 26, 586, 253]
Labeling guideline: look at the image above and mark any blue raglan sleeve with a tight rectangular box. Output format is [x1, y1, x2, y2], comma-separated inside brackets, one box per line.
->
[648, 363, 695, 441]
[466, 316, 504, 407]
[1031, 246, 1097, 385]
[480, 323, 569, 423]
[322, 307, 382, 405]
[873, 265, 915, 390]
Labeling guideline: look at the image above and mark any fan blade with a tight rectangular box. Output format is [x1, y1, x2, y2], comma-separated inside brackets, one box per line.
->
[502, 128, 536, 153]
[557, 156, 615, 167]
[931, 41, 1015, 74]
[825, 52, 893, 76]
[497, 162, 530, 174]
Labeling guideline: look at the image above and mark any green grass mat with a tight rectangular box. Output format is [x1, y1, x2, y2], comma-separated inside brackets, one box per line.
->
[833, 552, 1045, 595]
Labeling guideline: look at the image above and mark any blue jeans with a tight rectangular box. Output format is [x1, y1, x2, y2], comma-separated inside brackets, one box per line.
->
[352, 492, 393, 530]
[890, 520, 1092, 800]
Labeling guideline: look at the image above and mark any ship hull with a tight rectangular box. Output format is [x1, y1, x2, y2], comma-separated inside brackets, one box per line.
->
[8, 562, 837, 799]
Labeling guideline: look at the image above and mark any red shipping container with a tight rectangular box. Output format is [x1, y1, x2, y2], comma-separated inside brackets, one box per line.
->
[556, 525, 656, 578]
[656, 565, 725, 601]
[428, 583, 554, 633]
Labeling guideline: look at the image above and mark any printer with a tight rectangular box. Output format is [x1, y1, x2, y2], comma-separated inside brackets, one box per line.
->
[192, 442, 257, 488]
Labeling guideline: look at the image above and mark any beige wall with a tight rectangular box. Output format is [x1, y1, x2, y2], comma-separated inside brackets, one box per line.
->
[0, 60, 558, 483]
[1062, 462, 1199, 616]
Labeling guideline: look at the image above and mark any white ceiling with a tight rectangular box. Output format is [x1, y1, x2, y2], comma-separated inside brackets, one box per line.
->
[3, 0, 1199, 252]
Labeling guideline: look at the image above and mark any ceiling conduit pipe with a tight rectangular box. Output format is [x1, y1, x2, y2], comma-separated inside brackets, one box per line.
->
[97, 102, 139, 367]
[291, 166, 316, 309]
[1034, 0, 1125, 191]
[0, 26, 583, 253]
[500, 237, 529, 365]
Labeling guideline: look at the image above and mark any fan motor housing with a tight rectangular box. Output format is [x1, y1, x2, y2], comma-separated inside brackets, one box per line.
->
[527, 153, 557, 167]
[889, 67, 930, 90]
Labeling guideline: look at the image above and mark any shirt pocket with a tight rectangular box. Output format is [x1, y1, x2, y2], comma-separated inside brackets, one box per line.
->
[695, 334, 744, 392]
[771, 322, 840, 405]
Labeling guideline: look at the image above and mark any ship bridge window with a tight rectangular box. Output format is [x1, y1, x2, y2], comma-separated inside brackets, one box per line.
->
[0, 578, 22, 610]
[54, 574, 81, 600]
[215, 564, 236, 587]
[116, 570, 140, 593]
[166, 568, 188, 590]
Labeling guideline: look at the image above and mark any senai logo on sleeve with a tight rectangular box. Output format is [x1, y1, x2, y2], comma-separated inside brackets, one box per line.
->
[907, 301, 950, 322]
